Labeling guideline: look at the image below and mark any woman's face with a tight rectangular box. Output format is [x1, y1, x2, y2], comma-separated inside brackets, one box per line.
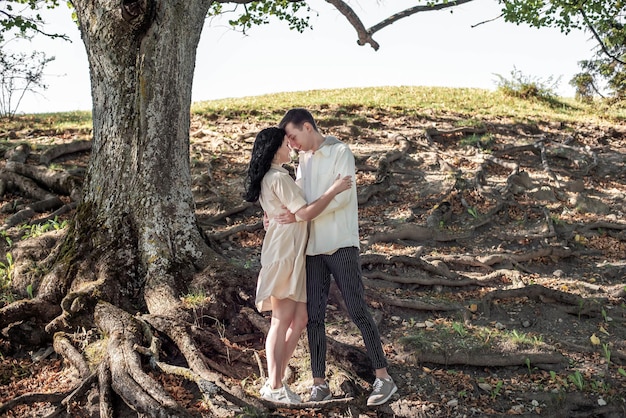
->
[273, 136, 291, 165]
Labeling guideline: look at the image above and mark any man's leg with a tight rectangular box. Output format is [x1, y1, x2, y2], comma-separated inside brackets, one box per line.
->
[326, 247, 397, 406]
[305, 254, 331, 381]
[326, 247, 388, 371]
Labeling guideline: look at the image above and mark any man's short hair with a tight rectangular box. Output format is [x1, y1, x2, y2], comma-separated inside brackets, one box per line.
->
[279, 108, 318, 131]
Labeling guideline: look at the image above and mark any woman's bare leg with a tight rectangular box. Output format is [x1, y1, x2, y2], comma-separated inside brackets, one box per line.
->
[266, 297, 298, 389]
[281, 301, 307, 377]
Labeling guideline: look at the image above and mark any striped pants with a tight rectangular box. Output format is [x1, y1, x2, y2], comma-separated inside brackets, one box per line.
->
[306, 247, 388, 378]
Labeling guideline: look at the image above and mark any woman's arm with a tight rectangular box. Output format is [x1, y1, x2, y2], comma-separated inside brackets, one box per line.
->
[293, 174, 352, 222]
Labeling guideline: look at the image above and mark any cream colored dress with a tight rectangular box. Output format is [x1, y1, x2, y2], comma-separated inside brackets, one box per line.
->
[255, 164, 308, 312]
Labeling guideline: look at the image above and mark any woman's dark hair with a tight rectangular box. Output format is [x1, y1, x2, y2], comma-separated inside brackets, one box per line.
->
[278, 108, 318, 132]
[244, 127, 286, 202]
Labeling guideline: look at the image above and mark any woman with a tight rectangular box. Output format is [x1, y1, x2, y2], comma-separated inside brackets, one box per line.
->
[244, 127, 351, 403]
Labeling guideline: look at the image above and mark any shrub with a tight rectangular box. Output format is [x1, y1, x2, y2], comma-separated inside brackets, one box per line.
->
[495, 67, 560, 101]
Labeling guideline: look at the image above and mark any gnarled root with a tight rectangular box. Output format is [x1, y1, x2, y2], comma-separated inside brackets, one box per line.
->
[94, 301, 193, 417]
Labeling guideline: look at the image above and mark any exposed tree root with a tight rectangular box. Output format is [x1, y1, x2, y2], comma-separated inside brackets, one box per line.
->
[363, 270, 483, 288]
[360, 253, 459, 280]
[0, 370, 98, 417]
[380, 294, 465, 311]
[414, 350, 566, 368]
[198, 202, 255, 227]
[95, 302, 194, 417]
[357, 134, 409, 205]
[366, 224, 472, 245]
[5, 161, 83, 198]
[142, 313, 263, 415]
[0, 158, 82, 228]
[0, 298, 61, 344]
[53, 332, 90, 378]
[207, 219, 263, 241]
[2, 196, 64, 229]
[5, 143, 31, 163]
[476, 246, 575, 266]
[0, 170, 55, 201]
[0, 391, 68, 416]
[39, 140, 92, 166]
[481, 284, 606, 318]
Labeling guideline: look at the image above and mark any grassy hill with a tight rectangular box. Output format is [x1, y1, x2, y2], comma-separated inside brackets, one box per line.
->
[1, 86, 625, 417]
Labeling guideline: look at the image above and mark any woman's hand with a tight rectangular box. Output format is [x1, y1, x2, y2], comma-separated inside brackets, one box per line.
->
[329, 173, 352, 195]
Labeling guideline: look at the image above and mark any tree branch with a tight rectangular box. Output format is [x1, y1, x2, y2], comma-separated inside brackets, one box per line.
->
[579, 8, 626, 66]
[325, 0, 476, 50]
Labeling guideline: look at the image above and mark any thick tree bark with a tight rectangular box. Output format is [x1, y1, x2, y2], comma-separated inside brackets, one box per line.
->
[72, 0, 214, 316]
[0, 1, 253, 415]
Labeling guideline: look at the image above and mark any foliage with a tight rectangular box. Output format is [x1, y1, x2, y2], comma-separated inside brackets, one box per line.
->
[19, 217, 68, 240]
[571, 31, 626, 100]
[570, 71, 597, 102]
[209, 0, 314, 34]
[0, 252, 15, 305]
[495, 67, 560, 102]
[498, 0, 622, 34]
[0, 48, 54, 118]
[0, 0, 66, 43]
[498, 0, 626, 99]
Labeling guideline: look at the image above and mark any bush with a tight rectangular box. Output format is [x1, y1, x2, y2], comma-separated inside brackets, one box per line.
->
[495, 67, 561, 101]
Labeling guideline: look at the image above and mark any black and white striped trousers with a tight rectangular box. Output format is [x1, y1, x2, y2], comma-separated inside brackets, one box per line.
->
[306, 246, 388, 378]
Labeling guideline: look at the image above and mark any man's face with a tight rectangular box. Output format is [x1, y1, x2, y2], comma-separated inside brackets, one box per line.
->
[284, 122, 311, 152]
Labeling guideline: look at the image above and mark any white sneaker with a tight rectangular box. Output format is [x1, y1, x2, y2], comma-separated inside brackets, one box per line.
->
[261, 383, 300, 404]
[259, 381, 272, 398]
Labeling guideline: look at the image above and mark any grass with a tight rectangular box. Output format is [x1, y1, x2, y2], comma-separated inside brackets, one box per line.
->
[399, 320, 548, 354]
[191, 86, 625, 125]
[1, 110, 92, 132]
[1, 86, 623, 134]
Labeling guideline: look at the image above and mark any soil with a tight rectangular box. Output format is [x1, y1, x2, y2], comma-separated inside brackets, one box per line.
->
[0, 104, 625, 417]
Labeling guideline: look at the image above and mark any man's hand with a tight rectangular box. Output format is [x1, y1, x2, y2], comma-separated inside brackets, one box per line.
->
[274, 206, 297, 224]
[263, 212, 270, 231]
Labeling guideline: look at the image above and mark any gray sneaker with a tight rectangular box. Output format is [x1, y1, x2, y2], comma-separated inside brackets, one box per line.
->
[309, 382, 332, 402]
[367, 377, 397, 406]
[283, 383, 302, 403]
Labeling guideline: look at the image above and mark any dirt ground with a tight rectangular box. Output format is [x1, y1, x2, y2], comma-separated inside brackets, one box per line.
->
[1, 104, 625, 417]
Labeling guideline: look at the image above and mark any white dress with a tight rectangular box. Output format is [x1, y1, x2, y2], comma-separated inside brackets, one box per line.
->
[255, 164, 308, 312]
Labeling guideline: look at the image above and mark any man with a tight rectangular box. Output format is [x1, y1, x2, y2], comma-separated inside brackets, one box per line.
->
[277, 108, 397, 406]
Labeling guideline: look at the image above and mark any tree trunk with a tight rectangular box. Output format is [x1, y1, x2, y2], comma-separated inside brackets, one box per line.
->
[72, 0, 214, 315]
[0, 1, 265, 415]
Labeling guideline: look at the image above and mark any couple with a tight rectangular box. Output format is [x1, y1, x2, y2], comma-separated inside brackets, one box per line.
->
[244, 108, 397, 406]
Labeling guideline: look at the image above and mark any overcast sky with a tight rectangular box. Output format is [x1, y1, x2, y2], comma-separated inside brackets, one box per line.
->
[8, 0, 593, 114]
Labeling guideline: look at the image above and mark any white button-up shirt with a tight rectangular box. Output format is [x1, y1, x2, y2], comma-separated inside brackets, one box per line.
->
[295, 136, 360, 255]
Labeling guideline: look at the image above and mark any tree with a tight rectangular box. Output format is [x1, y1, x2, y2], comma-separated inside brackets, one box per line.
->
[497, 0, 626, 99]
[0, 0, 622, 416]
[0, 48, 54, 118]
[570, 19, 626, 100]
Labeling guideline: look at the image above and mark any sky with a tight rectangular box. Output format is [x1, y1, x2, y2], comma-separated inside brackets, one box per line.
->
[7, 0, 594, 114]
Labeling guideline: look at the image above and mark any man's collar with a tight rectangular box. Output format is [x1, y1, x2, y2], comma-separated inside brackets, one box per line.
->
[314, 136, 340, 155]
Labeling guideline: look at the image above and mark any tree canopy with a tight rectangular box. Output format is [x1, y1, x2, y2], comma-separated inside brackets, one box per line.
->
[1, 0, 622, 55]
